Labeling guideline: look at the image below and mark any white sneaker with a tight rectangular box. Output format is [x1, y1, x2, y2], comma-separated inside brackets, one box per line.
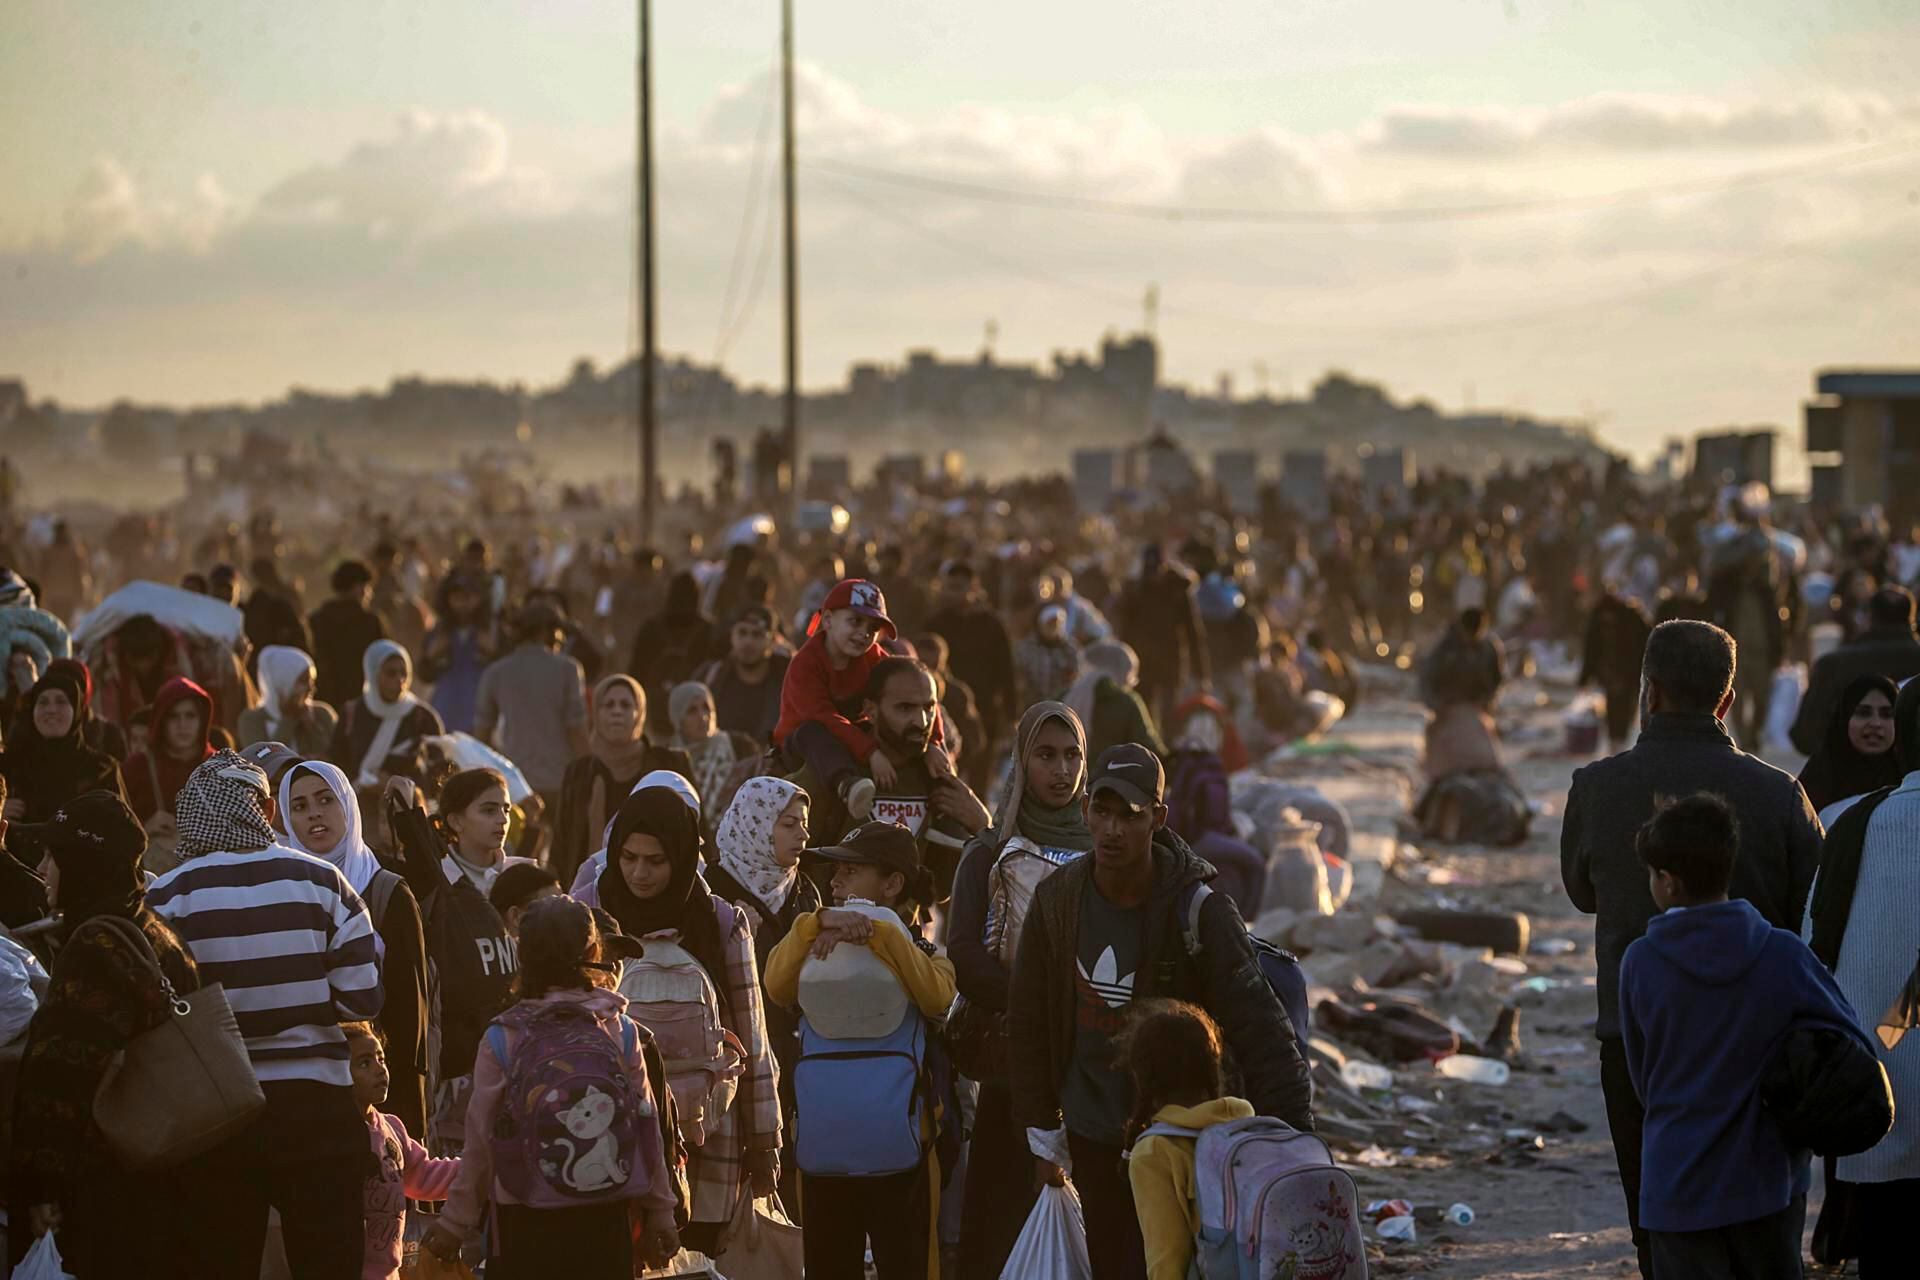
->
[843, 776, 876, 821]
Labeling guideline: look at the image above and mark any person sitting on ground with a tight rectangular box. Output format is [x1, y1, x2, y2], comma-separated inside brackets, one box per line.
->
[237, 645, 338, 758]
[1420, 607, 1504, 714]
[1620, 792, 1868, 1280]
[773, 579, 951, 823]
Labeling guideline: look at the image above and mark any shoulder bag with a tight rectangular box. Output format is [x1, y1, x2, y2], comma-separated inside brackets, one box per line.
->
[89, 915, 265, 1170]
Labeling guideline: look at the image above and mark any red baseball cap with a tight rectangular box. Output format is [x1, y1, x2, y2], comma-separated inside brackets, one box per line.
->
[814, 578, 897, 640]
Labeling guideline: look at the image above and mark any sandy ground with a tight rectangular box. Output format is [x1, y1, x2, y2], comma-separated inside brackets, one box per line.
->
[1283, 679, 1791, 1279]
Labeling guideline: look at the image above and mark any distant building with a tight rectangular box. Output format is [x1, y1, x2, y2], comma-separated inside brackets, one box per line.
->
[1280, 449, 1330, 519]
[1806, 369, 1920, 526]
[1072, 449, 1120, 512]
[1212, 449, 1260, 514]
[1692, 429, 1776, 490]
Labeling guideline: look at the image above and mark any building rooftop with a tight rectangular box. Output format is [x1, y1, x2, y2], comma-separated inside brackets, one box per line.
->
[1815, 370, 1920, 398]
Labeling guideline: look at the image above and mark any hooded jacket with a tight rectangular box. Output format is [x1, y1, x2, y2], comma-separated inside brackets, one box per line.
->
[1619, 898, 1868, 1233]
[1007, 828, 1313, 1136]
[121, 676, 215, 822]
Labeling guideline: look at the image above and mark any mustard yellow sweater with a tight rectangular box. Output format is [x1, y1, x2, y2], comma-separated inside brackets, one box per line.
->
[1128, 1097, 1256, 1280]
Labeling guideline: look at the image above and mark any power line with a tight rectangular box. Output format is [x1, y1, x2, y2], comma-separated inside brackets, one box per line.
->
[808, 135, 1920, 226]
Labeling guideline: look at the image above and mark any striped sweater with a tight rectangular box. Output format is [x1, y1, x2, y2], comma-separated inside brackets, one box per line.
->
[149, 846, 384, 1086]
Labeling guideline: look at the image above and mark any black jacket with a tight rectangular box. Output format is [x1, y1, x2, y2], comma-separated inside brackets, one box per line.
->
[925, 604, 1018, 734]
[1007, 828, 1313, 1134]
[1561, 712, 1822, 1038]
[1790, 622, 1920, 754]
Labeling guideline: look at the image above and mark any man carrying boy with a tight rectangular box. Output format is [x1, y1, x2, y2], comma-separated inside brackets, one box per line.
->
[1619, 792, 1869, 1279]
[774, 579, 950, 823]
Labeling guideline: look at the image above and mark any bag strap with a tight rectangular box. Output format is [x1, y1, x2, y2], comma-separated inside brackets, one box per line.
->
[1180, 882, 1212, 957]
[1139, 1122, 1203, 1143]
[145, 752, 162, 813]
[82, 914, 187, 1012]
[365, 867, 402, 932]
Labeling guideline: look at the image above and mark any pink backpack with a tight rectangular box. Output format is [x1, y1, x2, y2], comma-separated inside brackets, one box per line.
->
[485, 1001, 661, 1210]
[617, 901, 746, 1147]
[1138, 1116, 1365, 1280]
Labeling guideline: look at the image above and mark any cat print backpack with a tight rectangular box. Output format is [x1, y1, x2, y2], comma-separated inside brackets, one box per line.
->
[1137, 1116, 1365, 1280]
[617, 901, 747, 1147]
[485, 1000, 662, 1209]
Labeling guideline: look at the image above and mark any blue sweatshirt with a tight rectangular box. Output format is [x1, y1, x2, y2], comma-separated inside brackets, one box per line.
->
[1619, 898, 1866, 1233]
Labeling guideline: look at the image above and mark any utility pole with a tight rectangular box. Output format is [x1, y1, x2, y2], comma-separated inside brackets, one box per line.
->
[637, 0, 658, 544]
[781, 0, 801, 519]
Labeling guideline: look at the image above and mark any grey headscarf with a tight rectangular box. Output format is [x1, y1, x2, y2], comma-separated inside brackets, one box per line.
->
[990, 701, 1092, 850]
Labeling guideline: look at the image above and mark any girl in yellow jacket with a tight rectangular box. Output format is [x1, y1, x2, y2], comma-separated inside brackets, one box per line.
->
[1124, 1000, 1254, 1280]
[764, 821, 956, 1280]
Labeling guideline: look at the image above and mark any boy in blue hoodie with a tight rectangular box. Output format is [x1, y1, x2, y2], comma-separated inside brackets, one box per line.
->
[1619, 792, 1866, 1279]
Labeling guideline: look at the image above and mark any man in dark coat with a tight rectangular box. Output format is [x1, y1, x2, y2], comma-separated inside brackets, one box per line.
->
[306, 561, 388, 712]
[1581, 590, 1654, 750]
[1791, 586, 1920, 754]
[1561, 619, 1823, 1280]
[1115, 544, 1210, 731]
[924, 561, 1018, 751]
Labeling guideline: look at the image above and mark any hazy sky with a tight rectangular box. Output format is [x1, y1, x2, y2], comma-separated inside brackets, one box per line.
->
[3, 0, 1917, 458]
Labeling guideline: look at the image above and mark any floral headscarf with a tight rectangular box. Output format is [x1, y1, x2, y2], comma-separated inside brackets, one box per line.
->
[714, 776, 806, 917]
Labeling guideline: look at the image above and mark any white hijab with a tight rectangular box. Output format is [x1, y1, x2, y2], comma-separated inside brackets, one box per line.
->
[257, 645, 315, 738]
[714, 776, 805, 917]
[357, 639, 422, 787]
[279, 759, 383, 897]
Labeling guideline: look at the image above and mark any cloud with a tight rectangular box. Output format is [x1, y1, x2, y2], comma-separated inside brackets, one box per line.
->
[1364, 91, 1914, 155]
[6, 66, 1918, 459]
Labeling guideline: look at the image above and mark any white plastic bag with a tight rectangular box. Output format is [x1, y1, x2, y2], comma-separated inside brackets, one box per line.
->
[999, 1183, 1091, 1280]
[1763, 663, 1805, 756]
[18, 1232, 74, 1280]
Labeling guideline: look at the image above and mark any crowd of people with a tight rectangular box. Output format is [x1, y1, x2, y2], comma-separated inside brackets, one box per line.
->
[0, 453, 1915, 1278]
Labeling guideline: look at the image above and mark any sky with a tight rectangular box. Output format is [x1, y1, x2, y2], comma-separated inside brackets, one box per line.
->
[2, 0, 1918, 459]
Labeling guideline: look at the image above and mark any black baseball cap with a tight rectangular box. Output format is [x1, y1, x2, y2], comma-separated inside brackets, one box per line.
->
[242, 741, 307, 789]
[806, 821, 922, 877]
[12, 790, 149, 863]
[1088, 743, 1166, 812]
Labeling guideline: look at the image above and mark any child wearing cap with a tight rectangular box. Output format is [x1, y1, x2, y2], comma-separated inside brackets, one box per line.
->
[772, 579, 949, 824]
[763, 822, 958, 1280]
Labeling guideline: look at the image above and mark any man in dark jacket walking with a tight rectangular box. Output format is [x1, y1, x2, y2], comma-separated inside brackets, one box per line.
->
[1791, 586, 1920, 754]
[1009, 744, 1313, 1280]
[1561, 619, 1823, 1279]
[925, 561, 1018, 751]
[1580, 589, 1653, 750]
[1116, 544, 1210, 731]
[307, 560, 387, 712]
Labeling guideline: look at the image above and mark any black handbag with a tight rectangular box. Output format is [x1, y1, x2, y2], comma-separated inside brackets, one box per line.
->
[943, 994, 1007, 1086]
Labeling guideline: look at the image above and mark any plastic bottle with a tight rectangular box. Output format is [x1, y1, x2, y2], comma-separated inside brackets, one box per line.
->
[1340, 1059, 1395, 1092]
[1446, 1204, 1475, 1226]
[1435, 1053, 1511, 1086]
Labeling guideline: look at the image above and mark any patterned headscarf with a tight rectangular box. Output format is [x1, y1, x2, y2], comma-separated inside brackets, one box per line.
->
[714, 775, 807, 917]
[175, 749, 277, 859]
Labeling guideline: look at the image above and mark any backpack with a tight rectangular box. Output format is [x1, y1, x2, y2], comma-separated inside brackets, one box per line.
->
[1178, 882, 1310, 1050]
[484, 1001, 662, 1209]
[1138, 1116, 1365, 1280]
[794, 1009, 931, 1177]
[616, 901, 746, 1149]
[364, 867, 402, 933]
[983, 837, 1085, 969]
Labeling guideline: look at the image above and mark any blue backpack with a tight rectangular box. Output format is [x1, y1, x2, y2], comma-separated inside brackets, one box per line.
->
[794, 1010, 933, 1177]
[1178, 882, 1311, 1050]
